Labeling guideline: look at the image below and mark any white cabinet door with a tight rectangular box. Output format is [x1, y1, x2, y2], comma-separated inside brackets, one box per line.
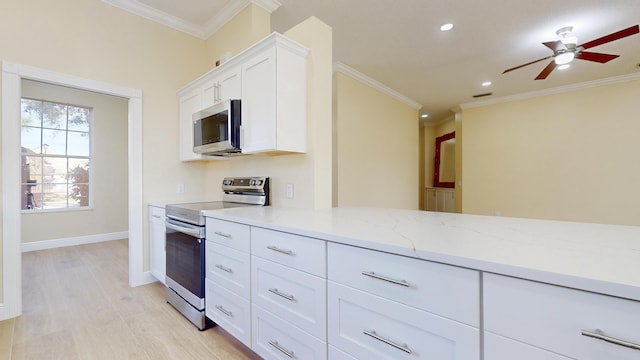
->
[205, 242, 251, 299]
[252, 305, 327, 360]
[201, 79, 217, 109]
[241, 40, 307, 155]
[484, 273, 640, 360]
[202, 66, 241, 108]
[328, 281, 479, 360]
[241, 47, 277, 154]
[217, 65, 241, 102]
[484, 332, 572, 360]
[178, 88, 203, 161]
[149, 205, 165, 284]
[252, 256, 326, 339]
[205, 279, 251, 348]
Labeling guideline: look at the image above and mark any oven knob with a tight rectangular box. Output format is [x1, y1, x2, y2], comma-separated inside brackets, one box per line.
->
[256, 180, 263, 186]
[249, 179, 256, 186]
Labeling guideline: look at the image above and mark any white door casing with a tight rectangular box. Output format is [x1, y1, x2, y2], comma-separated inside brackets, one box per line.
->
[1, 61, 149, 320]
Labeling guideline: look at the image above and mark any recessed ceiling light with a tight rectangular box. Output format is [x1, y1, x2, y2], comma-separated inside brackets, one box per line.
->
[481, 81, 492, 87]
[421, 114, 430, 118]
[440, 23, 454, 32]
[558, 64, 571, 70]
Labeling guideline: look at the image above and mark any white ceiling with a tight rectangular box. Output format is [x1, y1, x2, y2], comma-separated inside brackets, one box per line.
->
[105, 0, 640, 123]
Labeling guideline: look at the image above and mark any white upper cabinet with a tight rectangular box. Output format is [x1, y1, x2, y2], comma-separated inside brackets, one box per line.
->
[202, 65, 241, 109]
[178, 88, 203, 161]
[240, 36, 308, 155]
[177, 32, 308, 161]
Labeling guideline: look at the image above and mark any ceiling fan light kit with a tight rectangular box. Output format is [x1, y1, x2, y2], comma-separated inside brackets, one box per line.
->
[503, 24, 640, 80]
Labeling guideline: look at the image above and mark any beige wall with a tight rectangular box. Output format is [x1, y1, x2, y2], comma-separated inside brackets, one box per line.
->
[203, 17, 334, 210]
[1, 0, 210, 303]
[334, 72, 419, 209]
[21, 80, 128, 243]
[461, 78, 640, 225]
[205, 5, 271, 70]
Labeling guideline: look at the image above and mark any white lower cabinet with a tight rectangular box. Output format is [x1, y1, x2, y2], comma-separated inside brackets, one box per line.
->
[484, 273, 640, 359]
[204, 219, 252, 347]
[249, 227, 327, 359]
[205, 279, 251, 347]
[329, 346, 358, 360]
[251, 256, 326, 339]
[484, 332, 571, 360]
[252, 305, 327, 360]
[328, 281, 479, 360]
[149, 205, 165, 284]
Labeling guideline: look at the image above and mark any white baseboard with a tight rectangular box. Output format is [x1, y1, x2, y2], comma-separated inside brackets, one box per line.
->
[21, 231, 129, 252]
[0, 304, 8, 321]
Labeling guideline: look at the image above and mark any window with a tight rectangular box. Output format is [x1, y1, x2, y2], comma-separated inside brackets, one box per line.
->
[20, 98, 91, 210]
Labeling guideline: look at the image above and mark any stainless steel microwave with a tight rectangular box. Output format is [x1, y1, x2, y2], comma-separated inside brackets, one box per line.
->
[193, 99, 241, 156]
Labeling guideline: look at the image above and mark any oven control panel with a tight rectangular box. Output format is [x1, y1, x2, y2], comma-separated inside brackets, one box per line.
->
[222, 177, 268, 189]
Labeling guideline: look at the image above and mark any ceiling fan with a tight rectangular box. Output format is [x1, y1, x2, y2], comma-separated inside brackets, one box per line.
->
[503, 24, 640, 80]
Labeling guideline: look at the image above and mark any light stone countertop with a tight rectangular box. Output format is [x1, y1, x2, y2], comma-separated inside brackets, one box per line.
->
[203, 206, 640, 302]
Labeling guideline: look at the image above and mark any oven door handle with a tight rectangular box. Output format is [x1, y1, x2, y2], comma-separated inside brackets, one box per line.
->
[165, 219, 202, 238]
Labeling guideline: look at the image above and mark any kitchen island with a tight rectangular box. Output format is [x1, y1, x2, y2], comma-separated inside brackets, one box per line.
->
[203, 206, 640, 359]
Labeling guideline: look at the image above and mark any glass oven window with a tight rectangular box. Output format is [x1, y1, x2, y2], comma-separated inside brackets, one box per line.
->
[165, 228, 204, 298]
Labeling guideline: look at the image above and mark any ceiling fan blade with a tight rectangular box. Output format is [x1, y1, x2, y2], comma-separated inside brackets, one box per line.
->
[503, 55, 552, 74]
[576, 51, 620, 63]
[535, 61, 557, 80]
[579, 24, 640, 50]
[543, 40, 567, 52]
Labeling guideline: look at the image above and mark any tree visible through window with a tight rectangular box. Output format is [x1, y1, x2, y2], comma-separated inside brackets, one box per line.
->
[21, 98, 91, 210]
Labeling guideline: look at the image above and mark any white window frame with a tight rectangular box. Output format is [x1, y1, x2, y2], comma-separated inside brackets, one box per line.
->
[20, 97, 94, 212]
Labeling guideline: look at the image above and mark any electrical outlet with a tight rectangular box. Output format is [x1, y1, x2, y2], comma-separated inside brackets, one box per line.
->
[286, 183, 294, 199]
[177, 183, 185, 193]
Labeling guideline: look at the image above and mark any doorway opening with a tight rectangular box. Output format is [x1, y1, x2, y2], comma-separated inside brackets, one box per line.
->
[1, 62, 148, 320]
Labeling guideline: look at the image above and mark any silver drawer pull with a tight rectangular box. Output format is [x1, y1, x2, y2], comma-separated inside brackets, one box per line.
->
[214, 231, 232, 238]
[363, 329, 412, 354]
[268, 288, 295, 302]
[215, 305, 233, 317]
[268, 340, 296, 359]
[215, 264, 233, 273]
[267, 245, 294, 256]
[361, 271, 410, 287]
[581, 329, 640, 350]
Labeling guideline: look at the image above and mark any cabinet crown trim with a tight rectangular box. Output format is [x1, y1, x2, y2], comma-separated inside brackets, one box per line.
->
[178, 32, 309, 96]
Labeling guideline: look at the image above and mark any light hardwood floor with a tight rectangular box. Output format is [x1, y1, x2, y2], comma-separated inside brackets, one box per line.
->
[0, 239, 261, 360]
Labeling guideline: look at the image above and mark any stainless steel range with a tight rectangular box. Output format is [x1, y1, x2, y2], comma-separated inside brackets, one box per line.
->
[164, 176, 269, 330]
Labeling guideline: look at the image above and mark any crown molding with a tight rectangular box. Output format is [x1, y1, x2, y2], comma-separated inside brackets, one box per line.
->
[202, 0, 281, 39]
[333, 62, 422, 110]
[102, 0, 206, 39]
[460, 72, 640, 110]
[252, 0, 282, 13]
[104, 0, 281, 40]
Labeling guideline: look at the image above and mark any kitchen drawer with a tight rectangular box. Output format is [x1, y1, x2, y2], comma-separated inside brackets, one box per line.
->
[149, 205, 165, 224]
[484, 273, 640, 360]
[252, 305, 326, 360]
[329, 345, 358, 360]
[251, 227, 325, 277]
[206, 218, 250, 252]
[205, 241, 250, 299]
[328, 242, 480, 326]
[252, 256, 326, 339]
[328, 281, 479, 360]
[205, 279, 251, 348]
[484, 331, 571, 360]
